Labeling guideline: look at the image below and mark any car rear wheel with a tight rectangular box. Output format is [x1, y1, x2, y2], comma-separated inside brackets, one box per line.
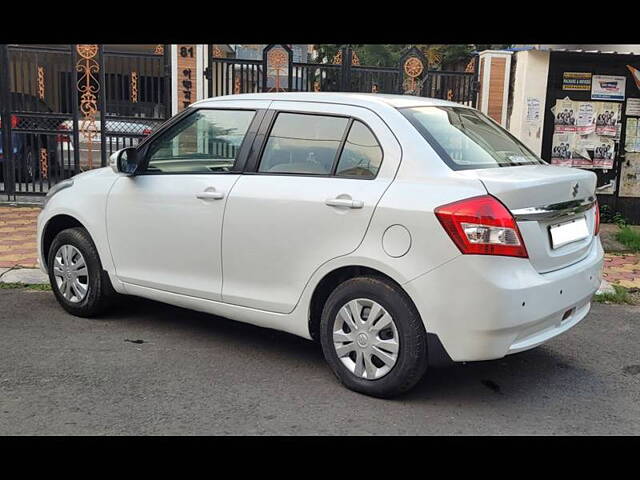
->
[319, 276, 428, 398]
[47, 227, 115, 317]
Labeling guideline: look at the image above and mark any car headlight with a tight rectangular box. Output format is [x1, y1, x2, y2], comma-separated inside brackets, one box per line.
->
[43, 179, 74, 208]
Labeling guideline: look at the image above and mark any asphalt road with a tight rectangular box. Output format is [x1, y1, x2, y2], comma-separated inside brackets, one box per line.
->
[0, 288, 638, 435]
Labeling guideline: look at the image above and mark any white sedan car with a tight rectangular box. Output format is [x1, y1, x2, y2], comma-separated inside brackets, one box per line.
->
[37, 93, 604, 398]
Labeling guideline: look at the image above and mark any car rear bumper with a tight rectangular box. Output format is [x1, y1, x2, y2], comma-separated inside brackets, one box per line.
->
[403, 237, 604, 362]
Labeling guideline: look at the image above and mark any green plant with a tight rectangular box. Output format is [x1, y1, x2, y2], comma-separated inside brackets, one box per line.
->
[0, 282, 51, 291]
[594, 284, 634, 304]
[616, 225, 640, 252]
[613, 213, 628, 228]
[598, 203, 629, 228]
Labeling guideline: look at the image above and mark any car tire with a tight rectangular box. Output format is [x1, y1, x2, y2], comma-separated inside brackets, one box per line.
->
[47, 227, 115, 317]
[319, 276, 428, 398]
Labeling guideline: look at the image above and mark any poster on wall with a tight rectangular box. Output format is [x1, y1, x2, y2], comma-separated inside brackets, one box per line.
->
[563, 72, 592, 91]
[551, 132, 575, 166]
[526, 97, 541, 123]
[553, 98, 576, 133]
[626, 98, 640, 116]
[575, 102, 596, 134]
[625, 117, 640, 152]
[591, 75, 626, 101]
[595, 102, 621, 136]
[593, 137, 616, 169]
[620, 152, 640, 197]
[573, 136, 596, 168]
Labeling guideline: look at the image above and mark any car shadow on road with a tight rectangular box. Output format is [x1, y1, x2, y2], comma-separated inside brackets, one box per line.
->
[106, 295, 594, 403]
[107, 294, 325, 360]
[406, 348, 593, 403]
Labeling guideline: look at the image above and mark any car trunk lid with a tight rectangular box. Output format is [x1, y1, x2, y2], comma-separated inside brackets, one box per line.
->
[456, 165, 598, 273]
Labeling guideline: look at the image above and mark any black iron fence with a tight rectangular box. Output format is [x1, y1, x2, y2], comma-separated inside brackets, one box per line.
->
[0, 44, 171, 200]
[1, 44, 478, 200]
[206, 45, 479, 106]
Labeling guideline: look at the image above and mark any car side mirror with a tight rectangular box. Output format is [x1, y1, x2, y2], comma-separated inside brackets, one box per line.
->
[109, 147, 138, 175]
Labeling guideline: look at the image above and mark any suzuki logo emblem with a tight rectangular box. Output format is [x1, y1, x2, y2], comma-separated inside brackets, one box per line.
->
[572, 183, 579, 198]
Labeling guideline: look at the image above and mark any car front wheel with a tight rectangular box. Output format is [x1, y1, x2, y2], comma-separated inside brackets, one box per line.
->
[47, 227, 115, 317]
[319, 276, 428, 398]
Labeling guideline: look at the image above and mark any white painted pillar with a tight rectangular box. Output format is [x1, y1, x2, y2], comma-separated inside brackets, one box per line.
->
[506, 50, 551, 156]
[171, 45, 178, 116]
[171, 44, 207, 116]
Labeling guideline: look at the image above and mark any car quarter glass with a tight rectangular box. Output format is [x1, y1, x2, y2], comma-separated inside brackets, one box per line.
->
[335, 120, 383, 178]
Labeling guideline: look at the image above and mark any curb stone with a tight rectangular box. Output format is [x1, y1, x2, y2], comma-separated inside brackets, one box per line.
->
[0, 267, 49, 285]
[596, 279, 616, 295]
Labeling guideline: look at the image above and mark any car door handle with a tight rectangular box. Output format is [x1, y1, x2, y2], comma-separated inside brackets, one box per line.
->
[325, 197, 364, 209]
[196, 190, 225, 200]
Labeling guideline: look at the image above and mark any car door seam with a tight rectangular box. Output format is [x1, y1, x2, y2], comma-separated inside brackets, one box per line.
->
[220, 174, 243, 302]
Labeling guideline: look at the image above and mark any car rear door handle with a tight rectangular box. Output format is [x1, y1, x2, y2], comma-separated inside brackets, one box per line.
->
[196, 190, 225, 200]
[325, 197, 364, 209]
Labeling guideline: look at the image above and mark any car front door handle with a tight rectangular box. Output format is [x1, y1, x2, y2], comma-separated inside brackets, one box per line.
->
[325, 197, 364, 209]
[196, 190, 225, 200]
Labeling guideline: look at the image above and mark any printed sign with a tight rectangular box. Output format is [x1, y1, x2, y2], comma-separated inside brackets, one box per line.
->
[593, 137, 616, 169]
[553, 98, 576, 133]
[526, 97, 541, 123]
[551, 132, 575, 166]
[595, 102, 621, 136]
[626, 98, 640, 117]
[591, 75, 626, 101]
[575, 102, 596, 134]
[563, 72, 592, 91]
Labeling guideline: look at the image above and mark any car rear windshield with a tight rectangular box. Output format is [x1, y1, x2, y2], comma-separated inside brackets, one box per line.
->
[400, 106, 546, 170]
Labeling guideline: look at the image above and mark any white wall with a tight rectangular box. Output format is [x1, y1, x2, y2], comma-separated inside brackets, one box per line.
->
[507, 50, 551, 156]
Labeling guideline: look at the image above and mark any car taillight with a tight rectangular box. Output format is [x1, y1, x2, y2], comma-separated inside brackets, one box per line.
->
[0, 115, 19, 129]
[594, 199, 600, 236]
[56, 124, 70, 143]
[434, 195, 528, 258]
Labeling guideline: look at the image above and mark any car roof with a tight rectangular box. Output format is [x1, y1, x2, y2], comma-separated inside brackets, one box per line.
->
[191, 92, 470, 111]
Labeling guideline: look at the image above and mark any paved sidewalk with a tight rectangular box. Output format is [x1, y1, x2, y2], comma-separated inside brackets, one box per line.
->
[1, 205, 640, 289]
[603, 254, 640, 289]
[0, 206, 40, 269]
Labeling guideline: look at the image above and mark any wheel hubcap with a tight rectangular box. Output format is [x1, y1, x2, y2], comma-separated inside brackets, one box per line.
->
[53, 244, 89, 303]
[332, 298, 399, 380]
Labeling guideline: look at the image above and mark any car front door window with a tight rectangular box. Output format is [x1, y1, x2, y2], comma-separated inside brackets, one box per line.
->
[146, 109, 255, 174]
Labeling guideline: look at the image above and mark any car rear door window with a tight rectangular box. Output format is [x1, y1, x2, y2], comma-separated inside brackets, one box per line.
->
[146, 109, 255, 174]
[335, 120, 383, 178]
[258, 112, 349, 175]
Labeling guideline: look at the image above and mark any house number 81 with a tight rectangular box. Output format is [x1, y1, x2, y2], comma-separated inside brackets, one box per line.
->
[180, 46, 194, 58]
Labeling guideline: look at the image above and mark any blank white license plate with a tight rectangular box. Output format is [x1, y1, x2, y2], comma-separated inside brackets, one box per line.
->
[549, 217, 590, 249]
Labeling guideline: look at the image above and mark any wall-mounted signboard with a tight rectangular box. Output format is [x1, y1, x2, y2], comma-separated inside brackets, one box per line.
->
[591, 75, 626, 101]
[563, 72, 592, 91]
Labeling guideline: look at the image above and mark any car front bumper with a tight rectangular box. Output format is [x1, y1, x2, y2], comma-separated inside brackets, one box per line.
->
[403, 238, 604, 362]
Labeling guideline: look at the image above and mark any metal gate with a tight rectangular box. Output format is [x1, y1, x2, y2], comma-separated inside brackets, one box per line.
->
[206, 44, 479, 107]
[0, 44, 171, 200]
